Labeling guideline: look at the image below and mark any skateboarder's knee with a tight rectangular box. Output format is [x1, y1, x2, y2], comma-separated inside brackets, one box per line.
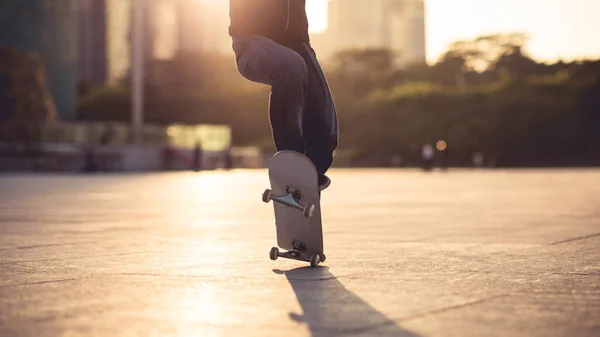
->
[273, 54, 308, 86]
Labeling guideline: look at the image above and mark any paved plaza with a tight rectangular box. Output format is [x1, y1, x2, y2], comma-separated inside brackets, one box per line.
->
[1, 169, 599, 336]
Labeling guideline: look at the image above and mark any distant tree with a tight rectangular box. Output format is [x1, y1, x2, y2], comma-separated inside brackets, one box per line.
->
[442, 33, 529, 72]
[0, 46, 58, 144]
[328, 48, 396, 96]
[74, 32, 600, 166]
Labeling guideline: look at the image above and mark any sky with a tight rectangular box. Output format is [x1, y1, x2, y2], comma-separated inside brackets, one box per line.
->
[305, 0, 600, 64]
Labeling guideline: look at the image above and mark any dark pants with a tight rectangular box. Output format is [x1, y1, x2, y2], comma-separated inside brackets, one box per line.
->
[231, 35, 339, 176]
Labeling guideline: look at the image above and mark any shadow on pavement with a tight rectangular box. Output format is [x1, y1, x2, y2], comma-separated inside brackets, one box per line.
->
[273, 267, 420, 337]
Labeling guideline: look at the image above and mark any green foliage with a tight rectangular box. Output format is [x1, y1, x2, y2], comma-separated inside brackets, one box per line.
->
[0, 46, 58, 143]
[76, 34, 600, 166]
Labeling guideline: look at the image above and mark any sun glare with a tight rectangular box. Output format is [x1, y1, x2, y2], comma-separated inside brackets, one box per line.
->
[306, 0, 328, 33]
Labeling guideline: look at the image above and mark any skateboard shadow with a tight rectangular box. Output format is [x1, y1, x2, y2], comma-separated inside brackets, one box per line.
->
[273, 267, 420, 337]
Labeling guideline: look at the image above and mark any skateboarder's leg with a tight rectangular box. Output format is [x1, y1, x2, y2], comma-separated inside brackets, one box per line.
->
[232, 35, 307, 155]
[291, 43, 339, 181]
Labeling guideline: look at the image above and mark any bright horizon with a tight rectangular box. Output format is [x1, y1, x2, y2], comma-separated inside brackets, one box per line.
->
[306, 0, 600, 64]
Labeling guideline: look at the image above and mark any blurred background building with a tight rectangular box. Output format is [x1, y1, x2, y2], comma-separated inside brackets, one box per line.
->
[2, 0, 234, 109]
[78, 0, 231, 88]
[312, 0, 427, 68]
[0, 0, 244, 172]
[2, 0, 427, 122]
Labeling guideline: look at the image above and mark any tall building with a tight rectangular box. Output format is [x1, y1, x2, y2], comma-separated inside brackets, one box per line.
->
[312, 0, 427, 68]
[176, 0, 231, 55]
[152, 0, 179, 60]
[104, 0, 155, 85]
[79, 0, 232, 87]
[176, 0, 205, 55]
[78, 0, 108, 86]
[78, 0, 138, 86]
[170, 0, 426, 67]
[79, 0, 178, 86]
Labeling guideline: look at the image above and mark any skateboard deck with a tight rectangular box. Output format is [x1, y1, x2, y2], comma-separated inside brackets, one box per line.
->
[262, 151, 325, 268]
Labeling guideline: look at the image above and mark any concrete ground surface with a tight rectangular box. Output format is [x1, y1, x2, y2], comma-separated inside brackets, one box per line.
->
[0, 169, 599, 337]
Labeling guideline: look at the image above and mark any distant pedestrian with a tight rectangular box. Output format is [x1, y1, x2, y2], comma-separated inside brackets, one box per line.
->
[193, 142, 203, 171]
[224, 147, 234, 170]
[421, 144, 435, 171]
[472, 152, 484, 168]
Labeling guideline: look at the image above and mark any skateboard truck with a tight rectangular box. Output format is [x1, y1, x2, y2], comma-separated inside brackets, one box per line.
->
[262, 187, 315, 218]
[269, 239, 325, 268]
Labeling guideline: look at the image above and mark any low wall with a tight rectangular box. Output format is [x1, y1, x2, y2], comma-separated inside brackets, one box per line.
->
[0, 144, 263, 172]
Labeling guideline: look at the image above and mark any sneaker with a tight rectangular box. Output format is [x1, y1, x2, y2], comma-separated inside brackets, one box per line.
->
[318, 174, 331, 191]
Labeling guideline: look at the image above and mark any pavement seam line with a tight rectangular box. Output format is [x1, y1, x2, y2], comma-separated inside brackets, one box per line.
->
[294, 294, 513, 335]
[549, 232, 600, 245]
[0, 277, 92, 288]
[0, 251, 150, 265]
[392, 293, 511, 323]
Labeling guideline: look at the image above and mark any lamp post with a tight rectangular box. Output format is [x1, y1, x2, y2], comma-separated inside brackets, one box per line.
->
[131, 0, 145, 144]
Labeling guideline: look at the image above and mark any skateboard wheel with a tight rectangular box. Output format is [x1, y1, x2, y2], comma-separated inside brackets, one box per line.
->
[262, 189, 272, 203]
[310, 254, 320, 268]
[269, 247, 279, 260]
[303, 204, 315, 218]
[319, 253, 326, 262]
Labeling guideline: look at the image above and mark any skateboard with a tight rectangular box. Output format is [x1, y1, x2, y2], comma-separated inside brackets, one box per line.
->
[262, 151, 326, 268]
